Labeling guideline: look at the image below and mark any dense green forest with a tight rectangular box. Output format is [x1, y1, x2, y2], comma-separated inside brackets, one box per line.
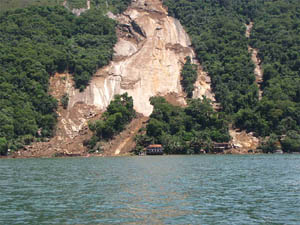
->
[134, 97, 230, 154]
[181, 56, 198, 98]
[165, 0, 258, 115]
[0, 0, 64, 12]
[0, 1, 130, 155]
[87, 93, 136, 152]
[66, 0, 87, 9]
[164, 0, 300, 152]
[236, 0, 300, 152]
[0, 0, 131, 12]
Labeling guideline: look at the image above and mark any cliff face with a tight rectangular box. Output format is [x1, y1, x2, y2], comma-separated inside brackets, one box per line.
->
[68, 0, 213, 116]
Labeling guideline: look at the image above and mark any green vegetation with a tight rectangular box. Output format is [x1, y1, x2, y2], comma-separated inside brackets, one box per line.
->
[2, 0, 300, 154]
[281, 131, 300, 153]
[0, 0, 131, 12]
[0, 137, 8, 156]
[165, 0, 258, 114]
[87, 93, 136, 150]
[181, 56, 198, 98]
[67, 0, 87, 9]
[0, 0, 64, 12]
[135, 97, 230, 154]
[235, 0, 300, 152]
[92, 0, 131, 14]
[164, 0, 300, 152]
[61, 93, 69, 109]
[0, 6, 117, 152]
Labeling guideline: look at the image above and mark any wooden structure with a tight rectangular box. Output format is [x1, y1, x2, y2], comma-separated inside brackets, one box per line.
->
[213, 142, 232, 153]
[146, 144, 163, 155]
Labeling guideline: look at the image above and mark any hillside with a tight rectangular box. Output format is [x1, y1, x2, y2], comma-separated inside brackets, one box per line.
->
[0, 0, 130, 13]
[164, 0, 300, 153]
[0, 1, 131, 156]
[0, 0, 63, 11]
[1, 0, 300, 156]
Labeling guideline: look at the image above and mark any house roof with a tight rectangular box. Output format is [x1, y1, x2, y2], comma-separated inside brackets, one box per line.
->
[147, 144, 163, 148]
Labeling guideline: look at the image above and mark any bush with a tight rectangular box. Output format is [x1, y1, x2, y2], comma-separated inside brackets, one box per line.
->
[281, 131, 300, 153]
[181, 57, 198, 98]
[61, 93, 69, 109]
[88, 93, 136, 143]
[259, 134, 279, 153]
[0, 138, 8, 156]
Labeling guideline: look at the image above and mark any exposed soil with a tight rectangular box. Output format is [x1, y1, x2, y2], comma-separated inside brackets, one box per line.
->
[100, 115, 148, 156]
[227, 128, 261, 154]
[10, 73, 102, 158]
[246, 22, 263, 100]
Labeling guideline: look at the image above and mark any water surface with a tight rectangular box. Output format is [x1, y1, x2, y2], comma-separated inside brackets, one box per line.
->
[1, 155, 300, 224]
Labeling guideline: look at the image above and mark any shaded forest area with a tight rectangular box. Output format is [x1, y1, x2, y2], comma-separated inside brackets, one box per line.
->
[0, 1, 131, 155]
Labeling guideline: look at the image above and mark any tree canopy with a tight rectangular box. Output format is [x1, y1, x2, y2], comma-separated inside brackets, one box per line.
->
[135, 97, 230, 154]
[87, 93, 136, 151]
[0, 5, 118, 152]
[164, 0, 300, 152]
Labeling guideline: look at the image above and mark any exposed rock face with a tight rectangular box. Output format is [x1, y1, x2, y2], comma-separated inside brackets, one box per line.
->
[68, 0, 213, 116]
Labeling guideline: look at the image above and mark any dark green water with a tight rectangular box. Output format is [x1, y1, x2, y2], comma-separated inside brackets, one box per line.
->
[1, 155, 300, 224]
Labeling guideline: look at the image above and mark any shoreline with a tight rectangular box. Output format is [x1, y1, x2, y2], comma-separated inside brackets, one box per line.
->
[2, 150, 292, 159]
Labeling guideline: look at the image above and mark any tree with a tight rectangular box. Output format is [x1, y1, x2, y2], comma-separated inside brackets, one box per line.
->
[0, 138, 8, 156]
[61, 93, 69, 109]
[181, 56, 198, 98]
[281, 131, 300, 153]
[88, 93, 136, 149]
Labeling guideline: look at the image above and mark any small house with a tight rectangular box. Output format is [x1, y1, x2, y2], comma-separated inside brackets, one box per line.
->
[213, 142, 232, 153]
[146, 144, 163, 155]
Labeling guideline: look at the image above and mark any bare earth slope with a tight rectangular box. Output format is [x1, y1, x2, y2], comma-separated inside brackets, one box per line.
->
[246, 22, 263, 100]
[68, 0, 214, 116]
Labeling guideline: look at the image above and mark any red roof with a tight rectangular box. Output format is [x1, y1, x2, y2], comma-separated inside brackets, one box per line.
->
[147, 144, 162, 148]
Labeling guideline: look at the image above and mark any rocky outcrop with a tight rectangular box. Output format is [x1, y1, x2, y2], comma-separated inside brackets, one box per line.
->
[68, 0, 214, 116]
[228, 129, 260, 154]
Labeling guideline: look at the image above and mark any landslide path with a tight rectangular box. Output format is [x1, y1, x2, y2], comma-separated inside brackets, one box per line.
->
[13, 73, 102, 158]
[100, 115, 148, 156]
[246, 22, 263, 100]
[225, 22, 264, 154]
